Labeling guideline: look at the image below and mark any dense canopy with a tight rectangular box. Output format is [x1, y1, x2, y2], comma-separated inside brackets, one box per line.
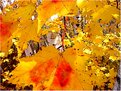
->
[0, 0, 120, 90]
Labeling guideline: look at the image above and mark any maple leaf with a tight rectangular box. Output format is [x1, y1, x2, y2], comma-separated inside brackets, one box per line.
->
[76, 0, 107, 16]
[8, 45, 119, 90]
[0, 15, 18, 54]
[37, 0, 76, 33]
[2, 3, 36, 23]
[9, 60, 36, 87]
[12, 20, 39, 57]
[8, 46, 59, 89]
[2, 0, 120, 90]
[1, 2, 37, 56]
[92, 5, 119, 23]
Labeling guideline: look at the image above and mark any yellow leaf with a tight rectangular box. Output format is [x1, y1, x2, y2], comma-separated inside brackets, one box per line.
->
[37, 0, 76, 33]
[3, 3, 36, 22]
[9, 60, 36, 87]
[13, 20, 39, 57]
[64, 39, 71, 46]
[77, 0, 107, 15]
[92, 5, 119, 23]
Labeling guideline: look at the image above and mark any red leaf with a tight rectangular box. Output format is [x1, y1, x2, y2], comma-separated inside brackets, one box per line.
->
[54, 60, 72, 87]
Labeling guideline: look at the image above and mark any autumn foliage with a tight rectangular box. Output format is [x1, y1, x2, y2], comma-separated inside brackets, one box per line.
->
[0, 0, 120, 90]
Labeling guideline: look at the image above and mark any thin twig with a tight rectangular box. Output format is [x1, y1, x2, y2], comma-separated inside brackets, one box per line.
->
[62, 16, 67, 50]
